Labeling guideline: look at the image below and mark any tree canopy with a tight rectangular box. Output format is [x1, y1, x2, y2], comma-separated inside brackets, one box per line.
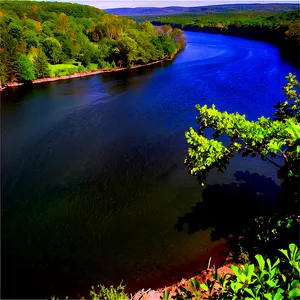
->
[0, 1, 185, 84]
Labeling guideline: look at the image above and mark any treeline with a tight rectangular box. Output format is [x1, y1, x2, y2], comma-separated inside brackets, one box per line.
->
[0, 1, 186, 85]
[153, 10, 300, 66]
[154, 10, 299, 29]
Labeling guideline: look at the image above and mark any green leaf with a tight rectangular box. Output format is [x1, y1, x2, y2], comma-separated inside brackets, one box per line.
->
[288, 288, 300, 299]
[255, 254, 265, 272]
[245, 287, 255, 297]
[264, 293, 273, 300]
[274, 292, 284, 300]
[279, 249, 289, 260]
[200, 283, 208, 292]
[291, 280, 300, 288]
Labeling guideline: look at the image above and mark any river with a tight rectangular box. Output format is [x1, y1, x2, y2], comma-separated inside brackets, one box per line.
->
[1, 32, 299, 299]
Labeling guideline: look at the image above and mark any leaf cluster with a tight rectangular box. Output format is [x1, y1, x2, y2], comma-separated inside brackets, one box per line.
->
[161, 243, 300, 300]
[184, 74, 300, 203]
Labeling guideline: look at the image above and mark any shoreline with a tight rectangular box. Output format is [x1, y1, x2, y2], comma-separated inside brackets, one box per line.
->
[123, 239, 233, 296]
[2, 58, 172, 90]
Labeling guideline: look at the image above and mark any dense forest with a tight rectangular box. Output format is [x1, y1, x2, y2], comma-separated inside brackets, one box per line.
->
[0, 1, 185, 85]
[152, 10, 300, 66]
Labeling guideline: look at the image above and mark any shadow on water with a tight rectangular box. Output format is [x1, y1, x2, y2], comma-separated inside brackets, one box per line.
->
[175, 171, 281, 240]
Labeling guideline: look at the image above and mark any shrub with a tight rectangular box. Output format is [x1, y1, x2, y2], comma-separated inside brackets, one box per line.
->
[51, 282, 128, 300]
[164, 243, 300, 300]
[90, 282, 128, 300]
[67, 67, 77, 75]
[77, 65, 85, 73]
[98, 60, 111, 69]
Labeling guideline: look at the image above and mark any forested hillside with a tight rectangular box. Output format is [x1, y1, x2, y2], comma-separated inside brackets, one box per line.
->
[0, 1, 185, 85]
[105, 4, 299, 17]
[152, 10, 300, 66]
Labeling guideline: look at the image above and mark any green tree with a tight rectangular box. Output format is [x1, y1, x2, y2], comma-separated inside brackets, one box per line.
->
[56, 34, 76, 61]
[56, 12, 69, 34]
[42, 37, 62, 64]
[184, 73, 300, 211]
[137, 20, 156, 35]
[18, 55, 36, 82]
[80, 44, 95, 67]
[33, 50, 50, 78]
[116, 34, 138, 67]
[23, 30, 39, 51]
[7, 21, 22, 41]
[0, 31, 19, 83]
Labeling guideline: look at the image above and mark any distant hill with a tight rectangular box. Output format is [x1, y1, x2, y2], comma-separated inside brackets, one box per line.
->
[104, 3, 299, 16]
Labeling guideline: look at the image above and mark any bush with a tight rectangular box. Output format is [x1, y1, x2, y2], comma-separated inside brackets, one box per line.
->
[164, 243, 300, 300]
[98, 60, 111, 69]
[51, 282, 128, 300]
[77, 65, 85, 73]
[54, 69, 61, 77]
[90, 282, 128, 300]
[67, 67, 77, 75]
[54, 68, 67, 77]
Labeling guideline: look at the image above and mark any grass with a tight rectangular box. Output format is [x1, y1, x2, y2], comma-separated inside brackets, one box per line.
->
[90, 63, 98, 71]
[49, 63, 77, 77]
[48, 61, 99, 77]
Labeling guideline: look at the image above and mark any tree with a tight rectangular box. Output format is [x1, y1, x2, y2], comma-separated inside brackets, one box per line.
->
[56, 34, 75, 61]
[137, 21, 156, 35]
[171, 28, 186, 50]
[8, 21, 22, 41]
[80, 44, 94, 67]
[184, 73, 300, 211]
[18, 55, 36, 82]
[116, 34, 138, 67]
[0, 31, 19, 83]
[23, 30, 39, 51]
[42, 37, 62, 64]
[33, 50, 50, 78]
[57, 12, 69, 34]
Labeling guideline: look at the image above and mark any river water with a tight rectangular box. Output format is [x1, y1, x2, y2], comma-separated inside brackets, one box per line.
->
[1, 32, 299, 298]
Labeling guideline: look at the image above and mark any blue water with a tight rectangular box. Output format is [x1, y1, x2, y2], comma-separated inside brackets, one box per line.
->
[1, 32, 299, 298]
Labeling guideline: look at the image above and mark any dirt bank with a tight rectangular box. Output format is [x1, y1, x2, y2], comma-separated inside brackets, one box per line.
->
[131, 240, 235, 300]
[124, 239, 233, 298]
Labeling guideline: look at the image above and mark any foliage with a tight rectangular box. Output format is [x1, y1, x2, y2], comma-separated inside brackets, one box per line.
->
[51, 282, 128, 300]
[18, 55, 36, 82]
[0, 31, 20, 83]
[184, 73, 300, 208]
[162, 243, 300, 300]
[33, 49, 50, 78]
[90, 282, 128, 300]
[154, 10, 299, 36]
[0, 1, 185, 84]
[251, 214, 296, 245]
[42, 37, 62, 64]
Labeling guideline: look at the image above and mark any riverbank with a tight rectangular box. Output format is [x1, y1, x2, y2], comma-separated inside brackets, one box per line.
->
[2, 58, 174, 90]
[122, 239, 233, 297]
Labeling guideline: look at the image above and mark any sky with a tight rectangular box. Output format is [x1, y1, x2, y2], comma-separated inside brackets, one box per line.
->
[52, 0, 300, 9]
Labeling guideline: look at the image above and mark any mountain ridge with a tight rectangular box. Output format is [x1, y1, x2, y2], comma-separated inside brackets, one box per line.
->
[104, 3, 299, 16]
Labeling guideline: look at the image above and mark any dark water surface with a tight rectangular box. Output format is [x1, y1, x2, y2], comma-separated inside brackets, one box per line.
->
[2, 32, 299, 298]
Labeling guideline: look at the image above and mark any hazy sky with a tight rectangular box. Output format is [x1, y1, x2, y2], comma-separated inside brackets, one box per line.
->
[53, 0, 299, 9]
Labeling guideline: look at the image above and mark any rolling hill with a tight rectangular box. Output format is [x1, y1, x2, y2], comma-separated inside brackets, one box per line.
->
[104, 3, 299, 16]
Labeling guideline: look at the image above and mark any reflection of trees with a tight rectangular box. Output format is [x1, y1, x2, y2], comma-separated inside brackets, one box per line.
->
[175, 171, 280, 240]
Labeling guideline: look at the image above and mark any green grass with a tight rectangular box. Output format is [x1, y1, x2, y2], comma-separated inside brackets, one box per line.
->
[49, 63, 77, 77]
[90, 63, 98, 71]
[49, 61, 100, 77]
